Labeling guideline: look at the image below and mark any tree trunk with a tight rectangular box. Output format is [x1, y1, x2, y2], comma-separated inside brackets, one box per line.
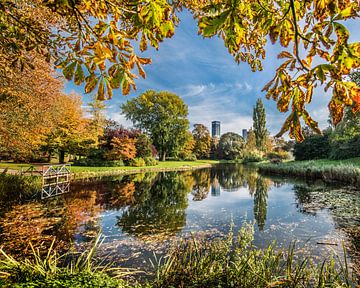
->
[161, 152, 166, 162]
[59, 150, 65, 164]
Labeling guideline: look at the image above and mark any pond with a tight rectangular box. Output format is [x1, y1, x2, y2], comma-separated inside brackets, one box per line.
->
[0, 164, 359, 274]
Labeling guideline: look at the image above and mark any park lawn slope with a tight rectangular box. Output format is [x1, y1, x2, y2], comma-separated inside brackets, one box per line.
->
[257, 158, 360, 186]
[71, 160, 219, 179]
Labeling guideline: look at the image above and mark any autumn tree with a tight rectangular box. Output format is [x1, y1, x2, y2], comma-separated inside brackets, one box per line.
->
[121, 90, 190, 161]
[0, 57, 85, 162]
[2, 0, 359, 141]
[179, 131, 196, 160]
[98, 121, 144, 162]
[105, 136, 137, 161]
[218, 132, 245, 160]
[87, 97, 106, 144]
[41, 93, 96, 163]
[192, 124, 211, 159]
[253, 99, 268, 151]
[245, 129, 257, 151]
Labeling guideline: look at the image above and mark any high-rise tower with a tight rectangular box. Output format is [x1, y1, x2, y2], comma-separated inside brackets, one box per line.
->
[211, 121, 220, 138]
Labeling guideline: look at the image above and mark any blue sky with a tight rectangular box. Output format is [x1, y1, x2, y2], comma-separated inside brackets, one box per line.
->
[65, 10, 359, 137]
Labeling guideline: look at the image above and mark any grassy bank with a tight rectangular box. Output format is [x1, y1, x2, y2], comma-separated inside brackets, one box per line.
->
[0, 224, 357, 287]
[71, 160, 219, 179]
[0, 173, 42, 201]
[0, 160, 219, 180]
[256, 158, 360, 186]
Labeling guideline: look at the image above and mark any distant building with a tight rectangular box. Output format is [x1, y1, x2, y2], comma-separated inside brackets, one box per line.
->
[211, 121, 220, 138]
[242, 129, 248, 140]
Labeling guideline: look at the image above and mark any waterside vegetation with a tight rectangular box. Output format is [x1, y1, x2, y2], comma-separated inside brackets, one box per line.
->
[256, 158, 360, 186]
[0, 223, 357, 287]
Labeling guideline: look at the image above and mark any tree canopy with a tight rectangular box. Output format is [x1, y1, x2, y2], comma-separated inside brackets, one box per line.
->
[2, 0, 359, 141]
[121, 90, 189, 161]
[192, 124, 211, 159]
[253, 99, 268, 151]
[218, 132, 245, 160]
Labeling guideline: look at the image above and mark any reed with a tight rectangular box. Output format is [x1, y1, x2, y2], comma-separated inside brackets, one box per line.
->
[0, 173, 41, 201]
[257, 159, 360, 186]
[152, 222, 356, 287]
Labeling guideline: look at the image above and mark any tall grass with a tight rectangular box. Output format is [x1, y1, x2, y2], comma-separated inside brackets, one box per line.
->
[0, 226, 357, 287]
[0, 173, 41, 201]
[0, 236, 138, 287]
[258, 159, 360, 186]
[152, 222, 357, 287]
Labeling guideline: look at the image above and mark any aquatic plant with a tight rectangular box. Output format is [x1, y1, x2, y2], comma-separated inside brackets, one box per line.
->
[152, 222, 357, 288]
[0, 225, 357, 287]
[258, 159, 360, 186]
[0, 236, 138, 288]
[0, 173, 41, 201]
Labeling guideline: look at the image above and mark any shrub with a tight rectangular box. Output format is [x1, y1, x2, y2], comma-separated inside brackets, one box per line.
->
[293, 134, 331, 160]
[73, 158, 124, 167]
[243, 150, 263, 163]
[129, 157, 146, 167]
[144, 157, 158, 166]
[266, 151, 290, 162]
[329, 134, 360, 160]
[183, 154, 197, 161]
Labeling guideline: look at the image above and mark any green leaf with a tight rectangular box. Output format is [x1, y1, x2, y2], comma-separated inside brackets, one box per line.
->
[84, 74, 98, 94]
[74, 64, 85, 85]
[63, 61, 76, 81]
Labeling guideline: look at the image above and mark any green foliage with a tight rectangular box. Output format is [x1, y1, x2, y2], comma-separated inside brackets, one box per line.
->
[183, 154, 197, 161]
[253, 99, 268, 151]
[294, 133, 331, 160]
[218, 132, 245, 160]
[0, 237, 136, 288]
[121, 90, 190, 161]
[192, 124, 211, 159]
[2, 0, 359, 140]
[73, 158, 124, 167]
[242, 150, 264, 163]
[153, 222, 355, 287]
[129, 158, 146, 167]
[144, 157, 158, 167]
[0, 173, 41, 201]
[330, 134, 360, 160]
[135, 134, 153, 159]
[8, 272, 130, 288]
[258, 158, 360, 186]
[329, 109, 360, 159]
[266, 151, 291, 162]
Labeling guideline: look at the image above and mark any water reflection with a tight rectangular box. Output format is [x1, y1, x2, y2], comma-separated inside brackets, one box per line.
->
[253, 177, 269, 230]
[117, 172, 191, 239]
[0, 164, 358, 272]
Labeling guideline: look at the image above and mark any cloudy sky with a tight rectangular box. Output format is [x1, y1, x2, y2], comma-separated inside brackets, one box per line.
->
[65, 10, 359, 137]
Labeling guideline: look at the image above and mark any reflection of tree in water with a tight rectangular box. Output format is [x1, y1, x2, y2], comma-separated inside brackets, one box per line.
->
[191, 169, 211, 201]
[0, 190, 102, 258]
[293, 184, 314, 215]
[213, 164, 247, 191]
[117, 171, 193, 240]
[253, 177, 269, 231]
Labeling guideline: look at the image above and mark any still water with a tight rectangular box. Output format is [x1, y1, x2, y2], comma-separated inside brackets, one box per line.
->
[0, 164, 359, 272]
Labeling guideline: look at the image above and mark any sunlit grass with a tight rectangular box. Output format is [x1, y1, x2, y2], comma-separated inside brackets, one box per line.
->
[257, 157, 360, 185]
[1, 224, 357, 287]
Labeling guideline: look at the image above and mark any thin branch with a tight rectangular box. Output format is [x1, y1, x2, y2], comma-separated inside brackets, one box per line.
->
[290, 0, 309, 71]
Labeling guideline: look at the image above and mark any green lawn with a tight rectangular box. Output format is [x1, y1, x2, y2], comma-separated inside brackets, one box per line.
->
[0, 160, 219, 173]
